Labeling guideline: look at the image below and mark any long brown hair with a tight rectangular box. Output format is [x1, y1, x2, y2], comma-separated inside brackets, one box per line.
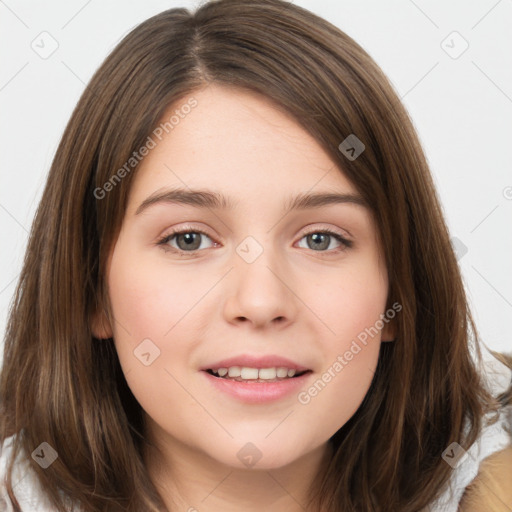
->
[1, 1, 510, 510]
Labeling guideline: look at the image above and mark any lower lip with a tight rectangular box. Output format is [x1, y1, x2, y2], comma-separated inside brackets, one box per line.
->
[202, 370, 312, 404]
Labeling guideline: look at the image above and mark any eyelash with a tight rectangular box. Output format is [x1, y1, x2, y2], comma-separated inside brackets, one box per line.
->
[156, 225, 353, 256]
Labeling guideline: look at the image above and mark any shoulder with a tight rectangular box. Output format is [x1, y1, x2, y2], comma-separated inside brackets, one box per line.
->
[457, 352, 512, 511]
[457, 444, 512, 511]
[427, 354, 512, 512]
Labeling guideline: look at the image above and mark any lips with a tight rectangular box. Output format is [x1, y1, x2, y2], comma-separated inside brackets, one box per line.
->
[201, 366, 313, 403]
[199, 354, 314, 403]
[200, 354, 311, 373]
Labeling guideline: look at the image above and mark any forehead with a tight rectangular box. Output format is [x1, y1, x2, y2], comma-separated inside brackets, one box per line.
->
[127, 84, 361, 212]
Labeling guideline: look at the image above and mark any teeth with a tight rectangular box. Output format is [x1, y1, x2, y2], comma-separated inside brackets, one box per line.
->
[228, 366, 241, 377]
[276, 367, 288, 378]
[259, 368, 277, 380]
[210, 366, 303, 381]
[240, 367, 259, 379]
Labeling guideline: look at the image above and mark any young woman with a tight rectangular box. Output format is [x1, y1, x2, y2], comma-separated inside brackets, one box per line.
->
[1, 1, 510, 511]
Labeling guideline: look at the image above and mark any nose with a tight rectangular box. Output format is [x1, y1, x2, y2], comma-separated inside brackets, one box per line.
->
[222, 242, 298, 330]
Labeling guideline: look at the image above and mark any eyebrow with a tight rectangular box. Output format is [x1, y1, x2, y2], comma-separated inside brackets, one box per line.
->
[135, 187, 367, 216]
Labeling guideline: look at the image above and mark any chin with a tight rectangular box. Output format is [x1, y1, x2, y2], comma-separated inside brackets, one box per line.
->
[207, 437, 314, 471]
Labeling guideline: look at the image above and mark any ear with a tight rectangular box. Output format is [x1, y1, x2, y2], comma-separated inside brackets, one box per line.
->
[90, 307, 113, 339]
[381, 317, 396, 343]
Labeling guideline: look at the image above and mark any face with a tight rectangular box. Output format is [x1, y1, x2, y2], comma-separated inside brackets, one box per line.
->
[94, 84, 394, 471]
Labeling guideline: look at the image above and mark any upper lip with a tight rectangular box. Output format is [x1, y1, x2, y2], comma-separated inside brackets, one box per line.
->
[200, 354, 311, 372]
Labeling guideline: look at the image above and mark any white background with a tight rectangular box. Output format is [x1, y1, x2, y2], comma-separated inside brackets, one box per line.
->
[1, 1, 511, 363]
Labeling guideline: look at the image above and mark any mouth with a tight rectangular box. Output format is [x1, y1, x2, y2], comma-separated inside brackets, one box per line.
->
[199, 355, 314, 403]
[204, 367, 312, 383]
[201, 365, 313, 404]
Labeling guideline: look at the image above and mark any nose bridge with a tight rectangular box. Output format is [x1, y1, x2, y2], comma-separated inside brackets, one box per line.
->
[236, 232, 286, 294]
[223, 231, 297, 326]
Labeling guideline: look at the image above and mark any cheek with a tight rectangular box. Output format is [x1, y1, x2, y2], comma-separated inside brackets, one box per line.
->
[106, 242, 207, 391]
[311, 256, 388, 346]
[296, 258, 386, 430]
[298, 350, 379, 442]
[107, 245, 207, 342]
[106, 244, 206, 429]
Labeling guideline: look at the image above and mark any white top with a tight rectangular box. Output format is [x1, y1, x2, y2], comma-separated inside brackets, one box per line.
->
[0, 434, 62, 511]
[425, 354, 512, 511]
[1, 356, 511, 512]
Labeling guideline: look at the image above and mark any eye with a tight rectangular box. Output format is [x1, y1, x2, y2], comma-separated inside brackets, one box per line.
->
[156, 226, 352, 255]
[296, 228, 352, 253]
[157, 227, 216, 253]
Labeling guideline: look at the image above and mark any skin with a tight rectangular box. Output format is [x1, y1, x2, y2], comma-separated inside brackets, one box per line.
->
[93, 84, 396, 511]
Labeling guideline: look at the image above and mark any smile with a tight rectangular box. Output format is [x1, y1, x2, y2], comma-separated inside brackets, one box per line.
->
[206, 366, 310, 382]
[202, 368, 313, 404]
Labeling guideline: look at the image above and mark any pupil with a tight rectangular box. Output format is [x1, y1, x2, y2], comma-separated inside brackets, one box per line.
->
[178, 233, 201, 250]
[309, 233, 329, 250]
